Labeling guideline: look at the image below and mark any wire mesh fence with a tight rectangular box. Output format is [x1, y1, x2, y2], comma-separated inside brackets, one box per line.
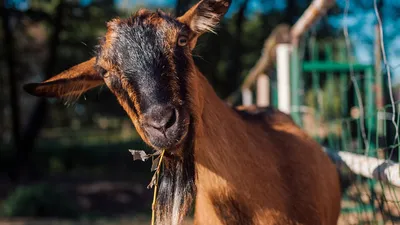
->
[287, 0, 400, 222]
[296, 100, 400, 224]
[234, 0, 400, 223]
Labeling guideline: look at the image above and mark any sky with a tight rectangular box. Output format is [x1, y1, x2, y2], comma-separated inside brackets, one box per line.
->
[6, 0, 400, 85]
[328, 0, 400, 85]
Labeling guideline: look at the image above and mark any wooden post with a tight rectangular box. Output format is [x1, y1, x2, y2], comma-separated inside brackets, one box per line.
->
[277, 44, 292, 114]
[241, 88, 252, 106]
[291, 0, 336, 45]
[256, 74, 270, 107]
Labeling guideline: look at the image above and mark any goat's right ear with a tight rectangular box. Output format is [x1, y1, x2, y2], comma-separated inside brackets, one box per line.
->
[178, 0, 231, 48]
[23, 57, 104, 100]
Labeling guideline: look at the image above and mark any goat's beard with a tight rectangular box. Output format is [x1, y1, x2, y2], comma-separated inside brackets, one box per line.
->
[155, 120, 196, 225]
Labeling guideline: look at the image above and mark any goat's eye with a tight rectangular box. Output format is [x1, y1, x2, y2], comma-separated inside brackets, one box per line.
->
[96, 66, 107, 78]
[177, 36, 188, 47]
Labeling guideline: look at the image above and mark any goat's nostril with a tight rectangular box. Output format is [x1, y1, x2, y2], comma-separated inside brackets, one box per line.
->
[164, 109, 177, 130]
[143, 106, 178, 132]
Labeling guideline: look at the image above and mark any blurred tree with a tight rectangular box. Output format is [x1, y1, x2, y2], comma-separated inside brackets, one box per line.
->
[1, 0, 131, 182]
[284, 0, 297, 25]
[0, 51, 4, 144]
[222, 0, 249, 96]
[175, 0, 184, 16]
[0, 0, 304, 183]
[2, 1, 22, 180]
[9, 1, 65, 182]
[194, 9, 284, 98]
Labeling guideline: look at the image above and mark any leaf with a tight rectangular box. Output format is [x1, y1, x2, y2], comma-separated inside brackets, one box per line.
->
[128, 149, 164, 190]
[147, 173, 157, 189]
[129, 150, 149, 161]
[151, 156, 161, 172]
[150, 150, 162, 157]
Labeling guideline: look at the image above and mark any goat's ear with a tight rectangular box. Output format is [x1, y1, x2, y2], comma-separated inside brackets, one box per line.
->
[23, 57, 104, 100]
[178, 0, 231, 48]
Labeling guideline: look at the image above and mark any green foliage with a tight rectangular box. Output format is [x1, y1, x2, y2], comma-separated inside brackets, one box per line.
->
[1, 183, 79, 218]
[394, 84, 400, 100]
[194, 11, 285, 99]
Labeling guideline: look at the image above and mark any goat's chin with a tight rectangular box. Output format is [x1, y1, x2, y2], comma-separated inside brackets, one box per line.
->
[147, 128, 189, 152]
[148, 120, 191, 152]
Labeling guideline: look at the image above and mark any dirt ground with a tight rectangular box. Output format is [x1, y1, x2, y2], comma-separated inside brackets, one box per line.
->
[0, 214, 398, 225]
[0, 217, 194, 225]
[337, 182, 400, 225]
[1, 177, 399, 225]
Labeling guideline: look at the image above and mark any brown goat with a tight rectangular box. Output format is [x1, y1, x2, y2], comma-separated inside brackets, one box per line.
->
[24, 0, 341, 224]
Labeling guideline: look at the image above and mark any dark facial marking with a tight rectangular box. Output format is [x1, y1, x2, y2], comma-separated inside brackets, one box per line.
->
[113, 76, 139, 117]
[96, 10, 192, 114]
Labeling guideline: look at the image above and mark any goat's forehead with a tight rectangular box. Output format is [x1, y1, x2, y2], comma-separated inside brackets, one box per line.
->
[106, 10, 181, 39]
[98, 10, 183, 59]
[96, 10, 185, 70]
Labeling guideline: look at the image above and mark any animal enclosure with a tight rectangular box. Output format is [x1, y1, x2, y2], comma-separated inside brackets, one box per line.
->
[236, 19, 400, 225]
[291, 38, 399, 225]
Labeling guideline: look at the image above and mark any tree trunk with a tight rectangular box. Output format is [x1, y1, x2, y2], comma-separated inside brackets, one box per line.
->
[0, 66, 3, 144]
[175, 0, 183, 17]
[9, 1, 65, 183]
[284, 0, 297, 25]
[175, 0, 193, 17]
[224, 0, 249, 98]
[2, 4, 22, 181]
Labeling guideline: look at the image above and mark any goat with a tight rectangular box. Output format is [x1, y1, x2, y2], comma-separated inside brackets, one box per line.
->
[24, 0, 342, 224]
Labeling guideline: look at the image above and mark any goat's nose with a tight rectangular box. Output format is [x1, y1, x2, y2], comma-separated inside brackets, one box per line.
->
[142, 105, 177, 132]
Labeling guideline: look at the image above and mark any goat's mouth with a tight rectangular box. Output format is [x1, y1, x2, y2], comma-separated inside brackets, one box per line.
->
[141, 107, 190, 151]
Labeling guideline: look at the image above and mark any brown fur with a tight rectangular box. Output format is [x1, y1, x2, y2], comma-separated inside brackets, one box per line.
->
[189, 68, 341, 225]
[210, 192, 253, 225]
[23, 57, 103, 101]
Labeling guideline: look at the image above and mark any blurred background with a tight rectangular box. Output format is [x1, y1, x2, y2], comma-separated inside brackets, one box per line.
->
[0, 0, 400, 224]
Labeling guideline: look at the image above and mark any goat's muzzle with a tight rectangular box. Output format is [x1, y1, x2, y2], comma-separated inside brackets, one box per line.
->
[141, 104, 189, 150]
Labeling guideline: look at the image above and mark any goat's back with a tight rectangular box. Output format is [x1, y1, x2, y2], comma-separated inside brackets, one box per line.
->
[232, 105, 341, 225]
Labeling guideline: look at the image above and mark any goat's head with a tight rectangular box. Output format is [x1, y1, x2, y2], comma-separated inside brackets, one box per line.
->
[24, 0, 231, 152]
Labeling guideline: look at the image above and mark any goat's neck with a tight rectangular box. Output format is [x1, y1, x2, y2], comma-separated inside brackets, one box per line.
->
[192, 71, 276, 192]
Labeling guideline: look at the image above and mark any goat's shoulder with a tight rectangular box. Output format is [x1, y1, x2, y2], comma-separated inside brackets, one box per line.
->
[233, 105, 295, 125]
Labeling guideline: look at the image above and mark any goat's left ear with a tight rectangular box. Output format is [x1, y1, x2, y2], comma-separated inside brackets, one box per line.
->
[178, 0, 231, 48]
[23, 57, 104, 100]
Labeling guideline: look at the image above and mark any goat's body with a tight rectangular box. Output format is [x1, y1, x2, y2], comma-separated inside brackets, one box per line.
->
[24, 2, 342, 223]
[192, 73, 341, 225]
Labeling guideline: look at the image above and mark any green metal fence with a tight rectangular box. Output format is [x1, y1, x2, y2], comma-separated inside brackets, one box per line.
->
[269, 38, 400, 224]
